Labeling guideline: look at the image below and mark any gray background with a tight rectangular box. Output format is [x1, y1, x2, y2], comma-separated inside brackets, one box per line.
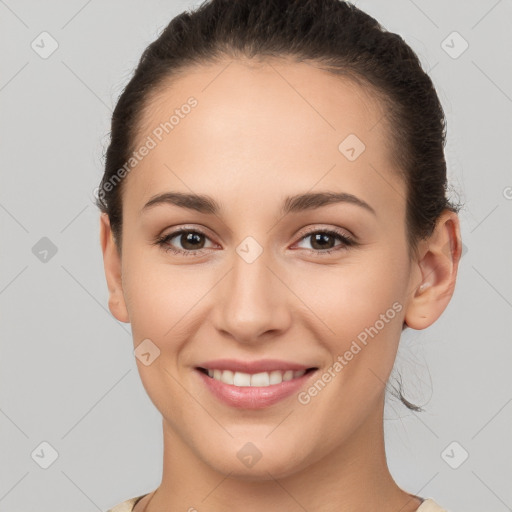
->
[1, 0, 511, 511]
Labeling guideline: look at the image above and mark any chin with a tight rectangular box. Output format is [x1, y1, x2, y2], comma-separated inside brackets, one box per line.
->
[201, 444, 311, 482]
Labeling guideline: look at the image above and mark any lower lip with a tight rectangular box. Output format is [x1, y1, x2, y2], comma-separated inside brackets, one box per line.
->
[195, 368, 318, 409]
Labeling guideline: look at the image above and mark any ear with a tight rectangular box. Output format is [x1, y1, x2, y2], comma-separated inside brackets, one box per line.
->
[99, 213, 130, 323]
[404, 210, 462, 330]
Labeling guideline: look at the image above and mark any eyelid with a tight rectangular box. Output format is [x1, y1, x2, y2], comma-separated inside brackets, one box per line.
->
[155, 223, 357, 257]
[157, 224, 354, 244]
[291, 225, 356, 253]
[296, 224, 355, 241]
[157, 224, 215, 242]
[155, 226, 217, 252]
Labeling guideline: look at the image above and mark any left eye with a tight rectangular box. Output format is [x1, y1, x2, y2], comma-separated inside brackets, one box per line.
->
[295, 229, 355, 253]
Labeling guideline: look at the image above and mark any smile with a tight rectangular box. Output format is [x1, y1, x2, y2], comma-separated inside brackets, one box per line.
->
[195, 366, 319, 409]
[197, 367, 317, 387]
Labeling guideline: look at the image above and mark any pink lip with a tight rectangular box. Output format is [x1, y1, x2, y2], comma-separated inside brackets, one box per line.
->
[195, 358, 316, 374]
[195, 367, 318, 409]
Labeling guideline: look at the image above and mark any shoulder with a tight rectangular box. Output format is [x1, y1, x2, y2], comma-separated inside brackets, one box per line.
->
[417, 498, 453, 512]
[105, 493, 148, 512]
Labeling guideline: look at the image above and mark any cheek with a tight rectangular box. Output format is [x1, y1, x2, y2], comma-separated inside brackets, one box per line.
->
[290, 255, 407, 422]
[293, 250, 407, 366]
[122, 253, 215, 347]
[123, 233, 408, 349]
[305, 254, 404, 318]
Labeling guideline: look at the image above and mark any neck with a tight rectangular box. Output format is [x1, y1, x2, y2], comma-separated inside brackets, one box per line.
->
[141, 397, 421, 512]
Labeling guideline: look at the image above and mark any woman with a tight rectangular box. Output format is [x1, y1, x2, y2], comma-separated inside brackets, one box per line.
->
[97, 0, 463, 510]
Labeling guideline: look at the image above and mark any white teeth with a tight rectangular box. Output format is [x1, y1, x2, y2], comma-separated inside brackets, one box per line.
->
[269, 371, 285, 385]
[250, 372, 269, 386]
[205, 368, 307, 387]
[220, 369, 233, 384]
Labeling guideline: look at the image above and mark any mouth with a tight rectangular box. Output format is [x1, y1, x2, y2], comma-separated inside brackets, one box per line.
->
[195, 366, 318, 388]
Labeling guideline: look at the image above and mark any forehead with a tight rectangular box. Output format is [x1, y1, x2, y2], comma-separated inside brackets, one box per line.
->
[124, 57, 405, 221]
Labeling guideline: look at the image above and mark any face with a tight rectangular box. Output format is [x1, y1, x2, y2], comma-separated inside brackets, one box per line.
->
[101, 58, 431, 479]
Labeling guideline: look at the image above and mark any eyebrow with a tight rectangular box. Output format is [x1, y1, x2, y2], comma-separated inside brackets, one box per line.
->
[141, 191, 376, 216]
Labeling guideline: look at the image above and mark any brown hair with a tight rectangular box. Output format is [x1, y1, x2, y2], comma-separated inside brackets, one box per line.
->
[95, 0, 463, 411]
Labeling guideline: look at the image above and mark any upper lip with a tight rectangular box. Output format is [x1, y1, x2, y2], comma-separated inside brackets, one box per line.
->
[196, 359, 318, 374]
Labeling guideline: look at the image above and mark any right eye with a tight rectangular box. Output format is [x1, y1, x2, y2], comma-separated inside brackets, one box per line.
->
[154, 229, 216, 256]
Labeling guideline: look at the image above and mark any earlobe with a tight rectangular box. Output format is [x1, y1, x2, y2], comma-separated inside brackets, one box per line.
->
[99, 213, 130, 324]
[403, 210, 462, 330]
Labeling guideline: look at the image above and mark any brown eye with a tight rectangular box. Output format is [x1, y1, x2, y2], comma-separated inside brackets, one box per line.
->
[173, 231, 206, 250]
[155, 229, 214, 256]
[295, 228, 355, 255]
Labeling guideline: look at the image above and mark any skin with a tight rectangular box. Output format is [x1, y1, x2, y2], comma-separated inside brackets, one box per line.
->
[100, 57, 462, 512]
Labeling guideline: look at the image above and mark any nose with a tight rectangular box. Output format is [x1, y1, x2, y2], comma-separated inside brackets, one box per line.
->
[211, 246, 292, 344]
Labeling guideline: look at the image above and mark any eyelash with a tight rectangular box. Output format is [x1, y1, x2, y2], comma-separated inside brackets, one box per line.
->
[153, 227, 357, 257]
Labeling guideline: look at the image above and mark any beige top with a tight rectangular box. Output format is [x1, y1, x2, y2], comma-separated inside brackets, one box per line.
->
[105, 493, 451, 512]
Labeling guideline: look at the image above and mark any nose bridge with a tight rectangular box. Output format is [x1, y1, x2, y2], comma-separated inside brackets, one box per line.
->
[214, 236, 289, 340]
